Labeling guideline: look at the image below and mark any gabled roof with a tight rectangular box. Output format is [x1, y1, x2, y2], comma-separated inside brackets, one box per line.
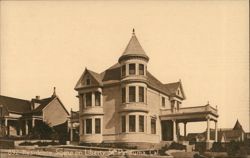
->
[164, 81, 186, 99]
[31, 95, 69, 115]
[0, 95, 31, 114]
[31, 96, 56, 113]
[75, 68, 103, 89]
[118, 30, 149, 62]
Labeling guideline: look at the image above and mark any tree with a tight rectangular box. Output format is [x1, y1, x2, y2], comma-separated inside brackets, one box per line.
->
[31, 121, 58, 140]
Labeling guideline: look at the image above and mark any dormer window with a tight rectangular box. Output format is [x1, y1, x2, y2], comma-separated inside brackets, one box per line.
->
[121, 65, 126, 77]
[129, 64, 136, 75]
[86, 78, 91, 85]
[139, 64, 144, 75]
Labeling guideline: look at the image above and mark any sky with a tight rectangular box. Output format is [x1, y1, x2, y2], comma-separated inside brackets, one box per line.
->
[0, 0, 249, 133]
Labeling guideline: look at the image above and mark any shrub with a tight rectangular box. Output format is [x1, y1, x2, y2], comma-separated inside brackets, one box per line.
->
[167, 142, 186, 150]
[226, 140, 240, 156]
[211, 142, 226, 152]
[31, 121, 57, 139]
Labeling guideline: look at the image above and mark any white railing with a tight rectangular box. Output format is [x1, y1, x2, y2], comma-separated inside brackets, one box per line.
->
[161, 105, 218, 116]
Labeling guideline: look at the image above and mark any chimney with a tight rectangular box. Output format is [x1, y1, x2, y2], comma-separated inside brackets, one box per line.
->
[35, 96, 40, 100]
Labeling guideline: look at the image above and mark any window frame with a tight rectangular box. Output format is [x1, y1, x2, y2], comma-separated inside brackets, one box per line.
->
[95, 92, 101, 106]
[151, 118, 156, 134]
[85, 119, 92, 134]
[129, 63, 136, 75]
[121, 115, 126, 133]
[122, 87, 126, 103]
[129, 86, 136, 102]
[86, 78, 91, 85]
[162, 97, 165, 107]
[129, 115, 136, 132]
[139, 64, 144, 75]
[85, 92, 92, 107]
[139, 87, 144, 102]
[139, 115, 144, 132]
[95, 118, 101, 134]
[121, 65, 126, 77]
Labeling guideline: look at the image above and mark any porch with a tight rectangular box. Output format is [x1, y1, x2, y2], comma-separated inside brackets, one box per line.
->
[0, 115, 43, 137]
[160, 104, 219, 143]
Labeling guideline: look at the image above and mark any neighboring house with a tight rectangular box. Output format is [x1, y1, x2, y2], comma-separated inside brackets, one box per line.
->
[0, 88, 69, 136]
[187, 120, 246, 143]
[74, 30, 218, 145]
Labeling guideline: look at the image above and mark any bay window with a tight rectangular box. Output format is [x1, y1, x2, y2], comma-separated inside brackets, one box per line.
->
[129, 64, 136, 75]
[129, 115, 136, 132]
[121, 116, 126, 133]
[95, 92, 101, 106]
[151, 119, 156, 134]
[95, 118, 101, 134]
[121, 65, 126, 77]
[139, 115, 144, 132]
[129, 86, 136, 102]
[86, 92, 92, 107]
[86, 119, 92, 134]
[139, 87, 144, 102]
[122, 87, 126, 103]
[139, 64, 144, 75]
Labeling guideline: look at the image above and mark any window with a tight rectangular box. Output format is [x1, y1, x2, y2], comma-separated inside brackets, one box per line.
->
[81, 94, 85, 108]
[129, 64, 136, 75]
[139, 87, 144, 102]
[95, 92, 101, 106]
[86, 78, 91, 85]
[95, 118, 101, 134]
[122, 87, 126, 103]
[82, 120, 84, 134]
[139, 64, 144, 75]
[121, 65, 126, 77]
[129, 115, 136, 132]
[86, 119, 92, 134]
[121, 116, 126, 133]
[139, 115, 144, 132]
[86, 92, 92, 107]
[151, 119, 156, 134]
[129, 86, 136, 102]
[162, 97, 165, 107]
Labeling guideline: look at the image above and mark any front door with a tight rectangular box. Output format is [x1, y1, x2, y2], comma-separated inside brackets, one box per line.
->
[161, 120, 173, 141]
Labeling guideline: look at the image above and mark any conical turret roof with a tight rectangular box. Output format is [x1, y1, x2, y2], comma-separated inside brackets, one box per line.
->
[233, 119, 243, 131]
[119, 29, 149, 62]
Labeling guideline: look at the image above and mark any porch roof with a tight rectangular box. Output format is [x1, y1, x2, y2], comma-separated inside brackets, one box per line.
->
[160, 105, 218, 122]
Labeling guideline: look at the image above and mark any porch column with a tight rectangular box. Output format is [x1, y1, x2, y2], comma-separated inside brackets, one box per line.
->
[172, 119, 177, 141]
[184, 122, 187, 138]
[206, 116, 210, 142]
[215, 121, 218, 142]
[5, 118, 9, 135]
[25, 120, 28, 135]
[92, 92, 95, 107]
[32, 118, 35, 128]
[70, 121, 73, 141]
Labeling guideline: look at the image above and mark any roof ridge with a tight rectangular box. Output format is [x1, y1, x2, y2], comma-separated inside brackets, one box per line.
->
[0, 95, 30, 103]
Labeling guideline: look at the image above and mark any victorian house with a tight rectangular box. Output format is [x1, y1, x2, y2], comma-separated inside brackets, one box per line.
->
[74, 30, 219, 146]
[0, 88, 69, 136]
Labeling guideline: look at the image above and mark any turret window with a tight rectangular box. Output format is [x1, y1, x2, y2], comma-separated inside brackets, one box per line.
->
[129, 64, 136, 75]
[139, 64, 144, 75]
[121, 65, 126, 77]
[122, 87, 126, 103]
[139, 87, 144, 102]
[129, 86, 136, 102]
[129, 115, 136, 132]
[139, 115, 144, 132]
[121, 115, 126, 132]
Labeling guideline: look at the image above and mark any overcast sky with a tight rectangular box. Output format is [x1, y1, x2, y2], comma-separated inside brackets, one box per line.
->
[0, 0, 249, 133]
